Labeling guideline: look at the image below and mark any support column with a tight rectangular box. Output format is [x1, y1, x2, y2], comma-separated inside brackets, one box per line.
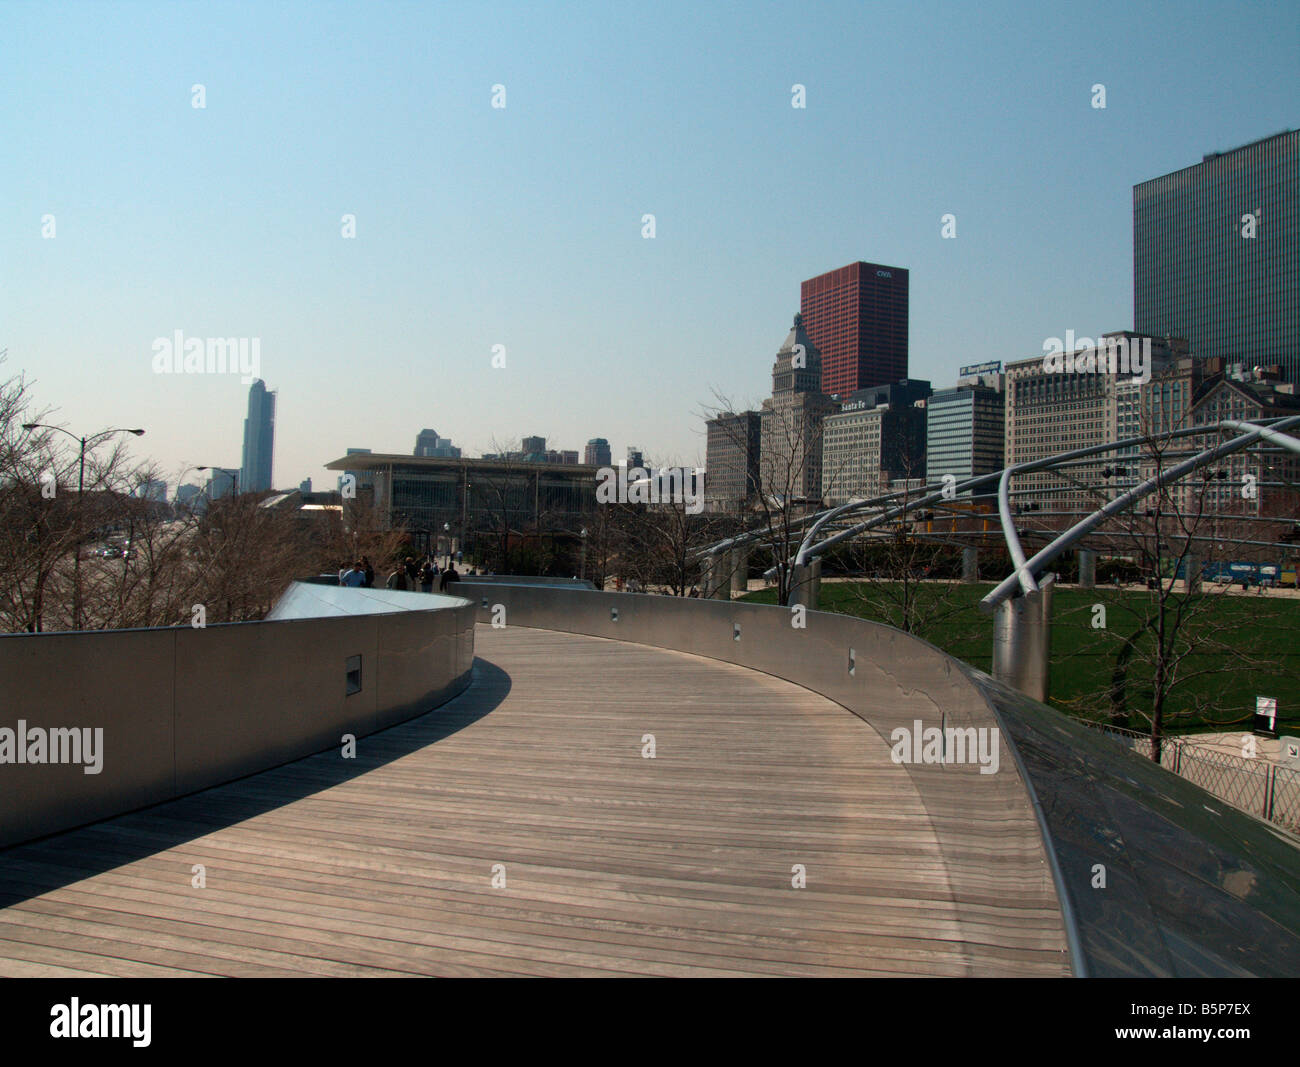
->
[789, 559, 822, 611]
[1183, 552, 1201, 593]
[961, 546, 980, 583]
[1077, 548, 1096, 589]
[991, 575, 1054, 703]
[730, 547, 750, 596]
[703, 552, 730, 600]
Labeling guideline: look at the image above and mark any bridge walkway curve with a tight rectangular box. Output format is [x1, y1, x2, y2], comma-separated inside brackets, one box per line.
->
[0, 626, 1068, 977]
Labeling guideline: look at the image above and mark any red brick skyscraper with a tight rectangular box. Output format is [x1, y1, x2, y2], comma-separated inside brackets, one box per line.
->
[800, 261, 909, 397]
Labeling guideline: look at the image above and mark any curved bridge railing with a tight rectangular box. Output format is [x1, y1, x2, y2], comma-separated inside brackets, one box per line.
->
[0, 584, 475, 849]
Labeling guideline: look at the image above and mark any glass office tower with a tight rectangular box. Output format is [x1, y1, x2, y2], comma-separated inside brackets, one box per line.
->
[1134, 129, 1299, 384]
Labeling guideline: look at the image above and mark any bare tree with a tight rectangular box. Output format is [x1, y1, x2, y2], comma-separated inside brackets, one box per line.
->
[1058, 386, 1295, 760]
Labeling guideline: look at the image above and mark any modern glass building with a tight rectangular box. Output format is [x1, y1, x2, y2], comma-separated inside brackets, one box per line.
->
[926, 384, 1004, 485]
[1134, 128, 1299, 384]
[324, 453, 599, 557]
[240, 379, 276, 492]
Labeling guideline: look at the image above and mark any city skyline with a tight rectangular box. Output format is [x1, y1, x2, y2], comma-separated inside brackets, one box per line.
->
[2, 3, 1296, 492]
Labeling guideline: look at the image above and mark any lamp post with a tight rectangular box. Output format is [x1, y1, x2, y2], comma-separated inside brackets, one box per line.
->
[196, 465, 239, 499]
[580, 526, 588, 581]
[21, 423, 146, 630]
[460, 479, 471, 567]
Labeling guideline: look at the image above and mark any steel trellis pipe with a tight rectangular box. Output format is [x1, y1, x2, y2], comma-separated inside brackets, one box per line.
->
[979, 415, 1300, 612]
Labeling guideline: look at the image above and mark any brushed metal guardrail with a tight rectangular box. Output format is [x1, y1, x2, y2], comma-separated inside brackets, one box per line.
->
[0, 585, 475, 849]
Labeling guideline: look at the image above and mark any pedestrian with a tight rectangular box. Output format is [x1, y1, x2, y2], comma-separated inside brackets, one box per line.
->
[439, 561, 460, 593]
[337, 561, 350, 585]
[419, 558, 435, 593]
[361, 556, 375, 588]
[341, 560, 366, 588]
[387, 564, 410, 591]
[404, 556, 420, 584]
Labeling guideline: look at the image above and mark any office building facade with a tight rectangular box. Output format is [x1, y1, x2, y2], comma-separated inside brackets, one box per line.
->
[704, 411, 762, 510]
[1005, 333, 1184, 512]
[1135, 128, 1299, 384]
[926, 381, 1004, 486]
[414, 429, 461, 458]
[584, 438, 612, 467]
[760, 315, 835, 505]
[821, 380, 930, 504]
[800, 261, 909, 397]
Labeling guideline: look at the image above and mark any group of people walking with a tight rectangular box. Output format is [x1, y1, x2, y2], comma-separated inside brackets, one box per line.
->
[337, 554, 469, 593]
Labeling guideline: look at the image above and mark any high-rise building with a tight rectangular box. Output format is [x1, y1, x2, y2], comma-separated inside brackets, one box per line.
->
[704, 411, 762, 510]
[175, 483, 202, 507]
[626, 447, 645, 471]
[760, 314, 836, 505]
[584, 438, 612, 467]
[299, 478, 313, 494]
[240, 379, 276, 492]
[414, 429, 461, 458]
[1004, 333, 1184, 512]
[927, 364, 1005, 487]
[821, 380, 930, 505]
[1135, 129, 1299, 384]
[800, 261, 909, 397]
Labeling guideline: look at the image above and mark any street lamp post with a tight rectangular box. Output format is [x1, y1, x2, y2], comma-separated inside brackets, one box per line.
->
[580, 527, 588, 581]
[460, 479, 471, 567]
[196, 466, 239, 499]
[21, 423, 146, 630]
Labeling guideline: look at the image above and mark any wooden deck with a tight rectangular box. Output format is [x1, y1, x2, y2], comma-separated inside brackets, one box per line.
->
[0, 626, 1068, 977]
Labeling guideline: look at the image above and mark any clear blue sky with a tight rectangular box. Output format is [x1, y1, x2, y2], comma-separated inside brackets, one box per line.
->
[2, 0, 1296, 490]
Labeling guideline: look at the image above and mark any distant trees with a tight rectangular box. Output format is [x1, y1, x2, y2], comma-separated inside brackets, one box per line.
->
[0, 359, 344, 633]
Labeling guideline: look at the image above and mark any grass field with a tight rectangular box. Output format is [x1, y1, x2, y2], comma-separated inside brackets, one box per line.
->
[739, 581, 1300, 736]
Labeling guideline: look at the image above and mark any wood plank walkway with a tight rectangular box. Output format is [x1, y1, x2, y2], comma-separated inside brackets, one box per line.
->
[0, 626, 1068, 977]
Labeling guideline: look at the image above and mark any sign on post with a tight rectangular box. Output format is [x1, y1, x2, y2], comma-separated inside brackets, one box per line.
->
[1254, 696, 1278, 739]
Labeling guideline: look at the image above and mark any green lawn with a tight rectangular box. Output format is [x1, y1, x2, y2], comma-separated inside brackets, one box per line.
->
[739, 581, 1300, 735]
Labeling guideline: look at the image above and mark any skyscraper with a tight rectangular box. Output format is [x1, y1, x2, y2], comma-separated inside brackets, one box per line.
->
[1134, 129, 1299, 384]
[584, 438, 612, 467]
[240, 379, 275, 492]
[800, 261, 909, 396]
[760, 314, 835, 505]
[704, 411, 761, 510]
[414, 429, 461, 458]
[926, 369, 1005, 486]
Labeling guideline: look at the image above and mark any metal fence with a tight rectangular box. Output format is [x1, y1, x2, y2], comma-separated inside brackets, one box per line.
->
[1081, 721, 1300, 833]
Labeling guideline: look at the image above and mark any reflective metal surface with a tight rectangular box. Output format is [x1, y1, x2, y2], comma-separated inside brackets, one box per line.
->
[965, 668, 1300, 976]
[0, 584, 475, 848]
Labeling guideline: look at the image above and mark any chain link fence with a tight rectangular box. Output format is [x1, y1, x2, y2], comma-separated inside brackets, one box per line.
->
[1080, 721, 1300, 835]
